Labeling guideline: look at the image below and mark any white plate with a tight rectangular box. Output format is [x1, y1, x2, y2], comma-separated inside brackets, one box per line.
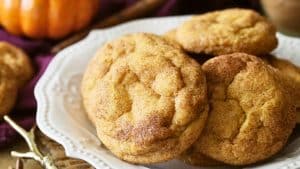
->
[35, 16, 300, 169]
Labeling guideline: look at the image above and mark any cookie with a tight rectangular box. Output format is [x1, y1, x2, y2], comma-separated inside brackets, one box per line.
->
[176, 8, 278, 55]
[0, 42, 34, 88]
[263, 55, 300, 123]
[0, 61, 18, 117]
[187, 53, 295, 165]
[164, 29, 177, 42]
[81, 33, 208, 164]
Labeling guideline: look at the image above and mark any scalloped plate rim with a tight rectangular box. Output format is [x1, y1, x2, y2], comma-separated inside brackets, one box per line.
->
[35, 15, 300, 169]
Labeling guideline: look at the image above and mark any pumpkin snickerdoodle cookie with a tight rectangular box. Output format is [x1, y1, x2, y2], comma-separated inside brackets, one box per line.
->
[263, 55, 300, 123]
[176, 8, 278, 55]
[0, 61, 18, 118]
[183, 53, 296, 165]
[0, 42, 34, 88]
[81, 33, 208, 164]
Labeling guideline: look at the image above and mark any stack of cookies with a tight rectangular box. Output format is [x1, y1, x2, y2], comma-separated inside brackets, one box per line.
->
[0, 42, 33, 118]
[81, 8, 300, 166]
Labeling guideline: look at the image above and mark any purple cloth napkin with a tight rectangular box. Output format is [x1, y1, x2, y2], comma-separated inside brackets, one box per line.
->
[0, 0, 258, 148]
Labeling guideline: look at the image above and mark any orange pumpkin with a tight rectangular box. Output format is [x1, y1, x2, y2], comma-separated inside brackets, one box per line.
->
[0, 0, 99, 39]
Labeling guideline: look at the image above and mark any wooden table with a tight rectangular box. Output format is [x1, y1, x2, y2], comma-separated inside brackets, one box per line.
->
[0, 130, 94, 169]
[0, 139, 42, 169]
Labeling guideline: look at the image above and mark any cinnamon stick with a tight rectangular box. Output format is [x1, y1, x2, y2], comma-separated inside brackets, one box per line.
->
[51, 0, 167, 53]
